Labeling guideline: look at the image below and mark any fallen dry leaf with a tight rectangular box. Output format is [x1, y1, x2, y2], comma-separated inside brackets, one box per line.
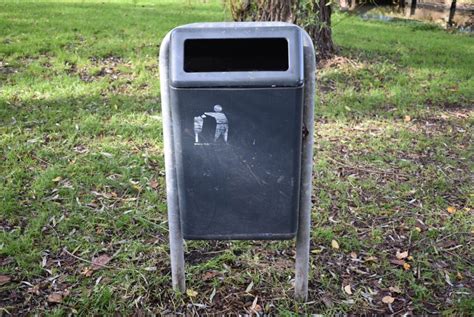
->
[186, 289, 198, 297]
[251, 304, 262, 313]
[82, 267, 94, 277]
[321, 295, 334, 308]
[209, 287, 216, 302]
[404, 115, 411, 122]
[390, 259, 405, 266]
[331, 240, 340, 250]
[416, 219, 428, 230]
[0, 275, 11, 285]
[149, 179, 159, 189]
[403, 262, 411, 270]
[396, 251, 409, 260]
[445, 271, 453, 286]
[27, 284, 40, 295]
[389, 286, 402, 293]
[364, 256, 378, 263]
[447, 206, 456, 214]
[245, 281, 254, 293]
[92, 254, 111, 270]
[350, 252, 357, 259]
[250, 296, 262, 314]
[343, 285, 352, 295]
[382, 295, 395, 304]
[47, 293, 63, 303]
[202, 271, 219, 281]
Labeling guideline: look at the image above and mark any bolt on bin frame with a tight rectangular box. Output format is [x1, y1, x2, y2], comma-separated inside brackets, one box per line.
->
[159, 25, 315, 301]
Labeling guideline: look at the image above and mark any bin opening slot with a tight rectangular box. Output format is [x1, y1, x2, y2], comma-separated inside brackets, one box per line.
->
[184, 38, 288, 73]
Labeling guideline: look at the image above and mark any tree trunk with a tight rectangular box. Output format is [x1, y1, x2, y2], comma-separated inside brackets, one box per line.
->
[305, 0, 336, 60]
[225, 0, 336, 60]
[350, 0, 358, 11]
[255, 0, 298, 22]
[448, 0, 457, 27]
[410, 0, 417, 15]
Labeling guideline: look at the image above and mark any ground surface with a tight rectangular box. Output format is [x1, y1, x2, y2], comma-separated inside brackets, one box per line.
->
[0, 0, 473, 315]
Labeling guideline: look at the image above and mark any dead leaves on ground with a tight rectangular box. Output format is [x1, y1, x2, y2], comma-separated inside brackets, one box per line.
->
[447, 206, 457, 214]
[81, 267, 94, 277]
[395, 250, 408, 260]
[389, 286, 402, 294]
[391, 250, 412, 270]
[0, 275, 12, 285]
[382, 295, 395, 304]
[364, 255, 378, 263]
[186, 289, 198, 298]
[47, 289, 71, 304]
[343, 284, 353, 295]
[389, 258, 411, 271]
[149, 178, 159, 189]
[92, 254, 111, 270]
[23, 278, 71, 305]
[47, 293, 63, 304]
[82, 254, 112, 277]
[202, 271, 220, 281]
[249, 296, 263, 314]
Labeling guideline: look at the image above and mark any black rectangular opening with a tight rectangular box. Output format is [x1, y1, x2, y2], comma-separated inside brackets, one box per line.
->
[184, 38, 288, 73]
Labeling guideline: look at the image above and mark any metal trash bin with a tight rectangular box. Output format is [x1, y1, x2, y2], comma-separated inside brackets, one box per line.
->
[167, 23, 305, 240]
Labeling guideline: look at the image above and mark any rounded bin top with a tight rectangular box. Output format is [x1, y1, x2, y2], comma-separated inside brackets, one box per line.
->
[167, 22, 304, 88]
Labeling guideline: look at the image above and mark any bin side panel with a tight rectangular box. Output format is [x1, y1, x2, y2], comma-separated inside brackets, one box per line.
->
[170, 87, 303, 240]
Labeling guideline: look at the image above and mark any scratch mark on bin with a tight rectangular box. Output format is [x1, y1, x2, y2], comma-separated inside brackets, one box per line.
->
[242, 160, 266, 186]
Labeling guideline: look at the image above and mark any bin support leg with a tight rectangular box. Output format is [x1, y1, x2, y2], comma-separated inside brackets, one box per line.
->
[160, 32, 186, 292]
[295, 33, 316, 301]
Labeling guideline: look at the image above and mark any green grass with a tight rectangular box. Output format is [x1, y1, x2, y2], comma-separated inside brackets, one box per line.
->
[1, 0, 473, 314]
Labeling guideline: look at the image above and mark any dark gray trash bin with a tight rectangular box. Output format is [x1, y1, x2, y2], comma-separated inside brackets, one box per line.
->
[168, 23, 305, 240]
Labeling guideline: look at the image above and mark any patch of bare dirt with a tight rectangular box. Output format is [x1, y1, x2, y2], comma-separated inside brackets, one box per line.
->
[66, 56, 136, 87]
[318, 55, 364, 70]
[0, 61, 18, 75]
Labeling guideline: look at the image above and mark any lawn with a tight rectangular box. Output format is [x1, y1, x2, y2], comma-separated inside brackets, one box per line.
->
[0, 0, 473, 314]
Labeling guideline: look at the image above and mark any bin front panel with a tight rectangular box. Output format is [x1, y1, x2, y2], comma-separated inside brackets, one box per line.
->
[170, 87, 303, 240]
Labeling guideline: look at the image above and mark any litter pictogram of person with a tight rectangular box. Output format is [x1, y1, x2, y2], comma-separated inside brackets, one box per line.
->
[194, 105, 229, 144]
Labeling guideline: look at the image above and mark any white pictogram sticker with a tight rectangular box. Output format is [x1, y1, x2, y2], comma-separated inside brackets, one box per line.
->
[193, 115, 204, 143]
[194, 105, 228, 144]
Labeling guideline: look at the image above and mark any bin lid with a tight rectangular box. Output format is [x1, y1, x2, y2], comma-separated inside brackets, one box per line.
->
[168, 22, 304, 88]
